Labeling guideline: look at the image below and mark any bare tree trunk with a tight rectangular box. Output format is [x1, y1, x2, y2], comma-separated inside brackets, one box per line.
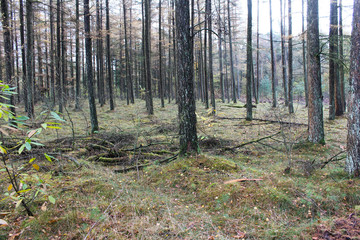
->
[203, 9, 209, 109]
[106, 0, 114, 110]
[56, 0, 63, 113]
[176, 0, 198, 154]
[96, 0, 105, 107]
[302, 0, 308, 107]
[246, 0, 252, 120]
[206, 0, 215, 112]
[256, 0, 260, 103]
[334, 0, 343, 116]
[26, 0, 34, 117]
[1, 0, 16, 117]
[75, 0, 81, 110]
[227, 0, 236, 103]
[269, 0, 277, 107]
[339, 0, 345, 112]
[307, 0, 324, 144]
[84, 0, 99, 133]
[288, 0, 294, 113]
[346, 0, 360, 176]
[144, 0, 153, 114]
[218, 0, 224, 103]
[159, 0, 164, 108]
[280, 0, 288, 106]
[20, 0, 28, 110]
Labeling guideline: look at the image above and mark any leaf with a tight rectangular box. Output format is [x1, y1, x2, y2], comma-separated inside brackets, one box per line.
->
[41, 202, 47, 211]
[50, 111, 65, 122]
[27, 129, 37, 138]
[29, 157, 36, 163]
[7, 184, 12, 191]
[32, 164, 40, 171]
[0, 219, 8, 227]
[18, 144, 25, 154]
[15, 199, 23, 209]
[48, 196, 56, 204]
[25, 141, 31, 151]
[0, 145, 7, 154]
[31, 141, 44, 146]
[46, 126, 61, 129]
[41, 123, 47, 129]
[44, 153, 52, 162]
[17, 189, 31, 194]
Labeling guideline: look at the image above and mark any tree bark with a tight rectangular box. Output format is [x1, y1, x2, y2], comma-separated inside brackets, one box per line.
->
[302, 0, 309, 107]
[106, 0, 114, 110]
[159, 0, 164, 108]
[176, 0, 198, 154]
[227, 0, 236, 103]
[246, 0, 252, 120]
[269, 0, 277, 107]
[20, 0, 28, 110]
[26, 0, 34, 118]
[307, 0, 324, 144]
[144, 0, 153, 114]
[280, 0, 288, 106]
[346, 0, 360, 176]
[84, 0, 99, 133]
[206, 0, 215, 113]
[75, 0, 81, 110]
[339, 0, 345, 111]
[288, 0, 294, 113]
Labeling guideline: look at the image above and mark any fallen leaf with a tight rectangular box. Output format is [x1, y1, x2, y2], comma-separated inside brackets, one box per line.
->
[0, 219, 8, 227]
[224, 179, 263, 184]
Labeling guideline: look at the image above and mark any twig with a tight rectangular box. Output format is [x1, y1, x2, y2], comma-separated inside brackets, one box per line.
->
[217, 116, 307, 126]
[224, 131, 281, 151]
[320, 150, 346, 169]
[224, 178, 263, 184]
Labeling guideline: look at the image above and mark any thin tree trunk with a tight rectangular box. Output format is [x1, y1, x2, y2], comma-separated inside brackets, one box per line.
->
[84, 0, 99, 133]
[75, 0, 81, 110]
[246, 0, 252, 120]
[269, 0, 277, 107]
[329, 0, 338, 119]
[256, 0, 260, 103]
[144, 0, 153, 114]
[159, 0, 164, 107]
[288, 0, 294, 113]
[280, 0, 288, 106]
[207, 0, 215, 112]
[56, 0, 63, 113]
[227, 0, 236, 103]
[106, 0, 114, 110]
[302, 0, 308, 107]
[307, 0, 324, 144]
[20, 0, 27, 110]
[218, 0, 224, 103]
[26, 0, 34, 117]
[339, 0, 345, 111]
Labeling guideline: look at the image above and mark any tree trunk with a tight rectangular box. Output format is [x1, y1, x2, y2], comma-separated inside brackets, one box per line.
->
[106, 0, 114, 110]
[159, 0, 164, 108]
[288, 0, 294, 113]
[176, 0, 198, 154]
[144, 0, 153, 114]
[228, 0, 236, 103]
[302, 0, 309, 107]
[280, 0, 288, 106]
[75, 0, 81, 110]
[20, 0, 28, 110]
[96, 0, 105, 107]
[346, 0, 360, 176]
[339, 0, 345, 111]
[84, 0, 99, 133]
[1, 0, 16, 117]
[269, 0, 277, 108]
[246, 0, 252, 120]
[206, 0, 215, 112]
[307, 0, 324, 144]
[26, 0, 34, 118]
[203, 9, 209, 109]
[334, 0, 343, 116]
[256, 0, 260, 103]
[218, 0, 224, 103]
[56, 0, 63, 113]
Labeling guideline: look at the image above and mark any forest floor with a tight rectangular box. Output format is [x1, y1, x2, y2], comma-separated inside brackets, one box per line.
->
[0, 98, 359, 239]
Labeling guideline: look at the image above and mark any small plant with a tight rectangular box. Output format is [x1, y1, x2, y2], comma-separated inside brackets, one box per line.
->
[0, 82, 64, 217]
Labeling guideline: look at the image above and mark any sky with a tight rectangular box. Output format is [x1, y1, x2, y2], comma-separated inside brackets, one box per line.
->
[239, 0, 354, 35]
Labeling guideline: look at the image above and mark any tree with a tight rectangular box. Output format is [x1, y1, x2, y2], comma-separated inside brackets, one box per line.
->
[218, 0, 225, 103]
[1, 0, 16, 118]
[206, 0, 215, 113]
[346, 0, 360, 176]
[302, 0, 308, 107]
[19, 0, 28, 111]
[227, 0, 236, 103]
[339, 0, 345, 111]
[96, 0, 105, 107]
[269, 0, 277, 108]
[26, 0, 34, 118]
[329, 0, 341, 119]
[246, 0, 252, 120]
[75, 0, 81, 110]
[307, 0, 324, 144]
[84, 0, 99, 133]
[144, 0, 153, 114]
[288, 0, 294, 113]
[159, 0, 164, 108]
[280, 0, 288, 106]
[106, 0, 114, 110]
[176, 0, 198, 154]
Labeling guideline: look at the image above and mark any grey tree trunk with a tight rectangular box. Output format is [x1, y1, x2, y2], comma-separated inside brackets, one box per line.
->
[20, 0, 28, 110]
[302, 0, 309, 107]
[75, 0, 81, 110]
[288, 0, 294, 113]
[84, 0, 99, 133]
[96, 0, 105, 106]
[346, 0, 360, 176]
[144, 0, 153, 114]
[339, 0, 345, 111]
[176, 0, 198, 154]
[159, 0, 164, 108]
[269, 0, 277, 107]
[56, 0, 63, 113]
[280, 0, 288, 106]
[26, 0, 34, 117]
[218, 0, 224, 103]
[256, 0, 260, 103]
[1, 0, 16, 117]
[206, 0, 215, 113]
[123, 0, 132, 105]
[227, 0, 236, 103]
[246, 0, 252, 120]
[307, 0, 324, 144]
[106, 0, 114, 110]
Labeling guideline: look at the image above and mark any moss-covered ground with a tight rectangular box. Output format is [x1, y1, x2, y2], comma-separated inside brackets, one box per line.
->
[0, 99, 358, 239]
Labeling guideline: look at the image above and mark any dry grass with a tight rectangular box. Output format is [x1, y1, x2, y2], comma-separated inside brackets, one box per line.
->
[0, 98, 359, 239]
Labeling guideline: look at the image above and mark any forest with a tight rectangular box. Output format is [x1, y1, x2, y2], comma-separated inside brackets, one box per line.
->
[0, 0, 360, 239]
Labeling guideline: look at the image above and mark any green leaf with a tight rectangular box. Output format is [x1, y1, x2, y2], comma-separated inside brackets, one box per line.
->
[50, 111, 65, 122]
[18, 144, 25, 154]
[29, 157, 36, 163]
[15, 199, 23, 208]
[44, 153, 52, 162]
[46, 126, 61, 129]
[0, 168, 6, 172]
[48, 196, 56, 204]
[17, 189, 31, 194]
[0, 146, 7, 154]
[31, 142, 44, 146]
[41, 123, 47, 129]
[16, 116, 29, 121]
[25, 142, 31, 151]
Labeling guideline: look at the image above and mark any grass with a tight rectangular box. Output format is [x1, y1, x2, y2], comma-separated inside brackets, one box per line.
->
[0, 98, 358, 239]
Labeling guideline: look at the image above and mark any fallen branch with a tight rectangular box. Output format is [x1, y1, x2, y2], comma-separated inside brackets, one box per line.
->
[224, 104, 257, 109]
[224, 178, 263, 184]
[320, 150, 346, 169]
[114, 153, 179, 173]
[217, 117, 307, 126]
[224, 131, 281, 151]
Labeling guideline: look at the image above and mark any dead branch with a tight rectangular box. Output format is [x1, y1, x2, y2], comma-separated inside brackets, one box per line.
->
[320, 150, 346, 169]
[224, 131, 281, 151]
[224, 178, 263, 184]
[217, 116, 307, 126]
